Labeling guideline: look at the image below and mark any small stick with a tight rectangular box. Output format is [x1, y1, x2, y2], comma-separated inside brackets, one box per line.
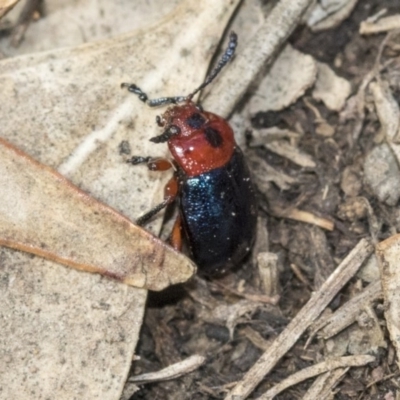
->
[308, 279, 382, 342]
[302, 368, 348, 400]
[129, 355, 205, 384]
[271, 206, 335, 231]
[257, 355, 375, 400]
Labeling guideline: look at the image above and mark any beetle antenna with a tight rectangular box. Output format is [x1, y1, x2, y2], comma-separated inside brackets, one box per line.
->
[187, 31, 237, 101]
[122, 32, 237, 106]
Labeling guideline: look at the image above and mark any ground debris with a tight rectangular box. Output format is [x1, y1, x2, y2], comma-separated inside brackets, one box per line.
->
[131, 1, 400, 399]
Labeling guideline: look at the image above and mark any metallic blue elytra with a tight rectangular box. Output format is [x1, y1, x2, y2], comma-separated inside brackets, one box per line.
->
[179, 147, 257, 275]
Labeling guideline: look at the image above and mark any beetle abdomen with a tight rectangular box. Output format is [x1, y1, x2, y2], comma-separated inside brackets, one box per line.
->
[179, 148, 257, 275]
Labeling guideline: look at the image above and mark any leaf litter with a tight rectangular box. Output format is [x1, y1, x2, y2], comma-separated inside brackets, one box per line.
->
[2, 0, 400, 399]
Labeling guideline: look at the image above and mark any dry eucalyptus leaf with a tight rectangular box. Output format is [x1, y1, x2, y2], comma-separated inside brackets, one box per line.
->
[0, 137, 196, 291]
[0, 0, 240, 398]
[0, 0, 180, 55]
[376, 234, 400, 369]
[0, 0, 19, 18]
[0, 250, 148, 400]
[249, 44, 317, 113]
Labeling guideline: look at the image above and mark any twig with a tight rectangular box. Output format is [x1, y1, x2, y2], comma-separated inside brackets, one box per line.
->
[264, 141, 316, 168]
[271, 206, 335, 231]
[302, 368, 348, 400]
[307, 279, 382, 343]
[257, 356, 375, 400]
[129, 355, 206, 384]
[360, 15, 400, 35]
[224, 238, 373, 400]
[366, 372, 397, 388]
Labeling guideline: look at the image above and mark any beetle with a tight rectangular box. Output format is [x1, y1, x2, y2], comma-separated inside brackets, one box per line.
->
[121, 32, 257, 275]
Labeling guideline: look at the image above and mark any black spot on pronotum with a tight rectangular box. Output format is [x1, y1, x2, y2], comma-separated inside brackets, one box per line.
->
[186, 113, 206, 129]
[204, 127, 223, 148]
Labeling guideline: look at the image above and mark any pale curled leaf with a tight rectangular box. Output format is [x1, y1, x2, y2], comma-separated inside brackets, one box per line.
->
[0, 137, 196, 291]
[312, 62, 352, 111]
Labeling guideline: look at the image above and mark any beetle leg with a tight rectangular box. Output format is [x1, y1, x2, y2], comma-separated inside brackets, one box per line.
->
[127, 156, 173, 172]
[147, 158, 173, 171]
[126, 156, 152, 165]
[135, 175, 179, 226]
[169, 215, 183, 251]
[136, 199, 169, 226]
[163, 174, 179, 202]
